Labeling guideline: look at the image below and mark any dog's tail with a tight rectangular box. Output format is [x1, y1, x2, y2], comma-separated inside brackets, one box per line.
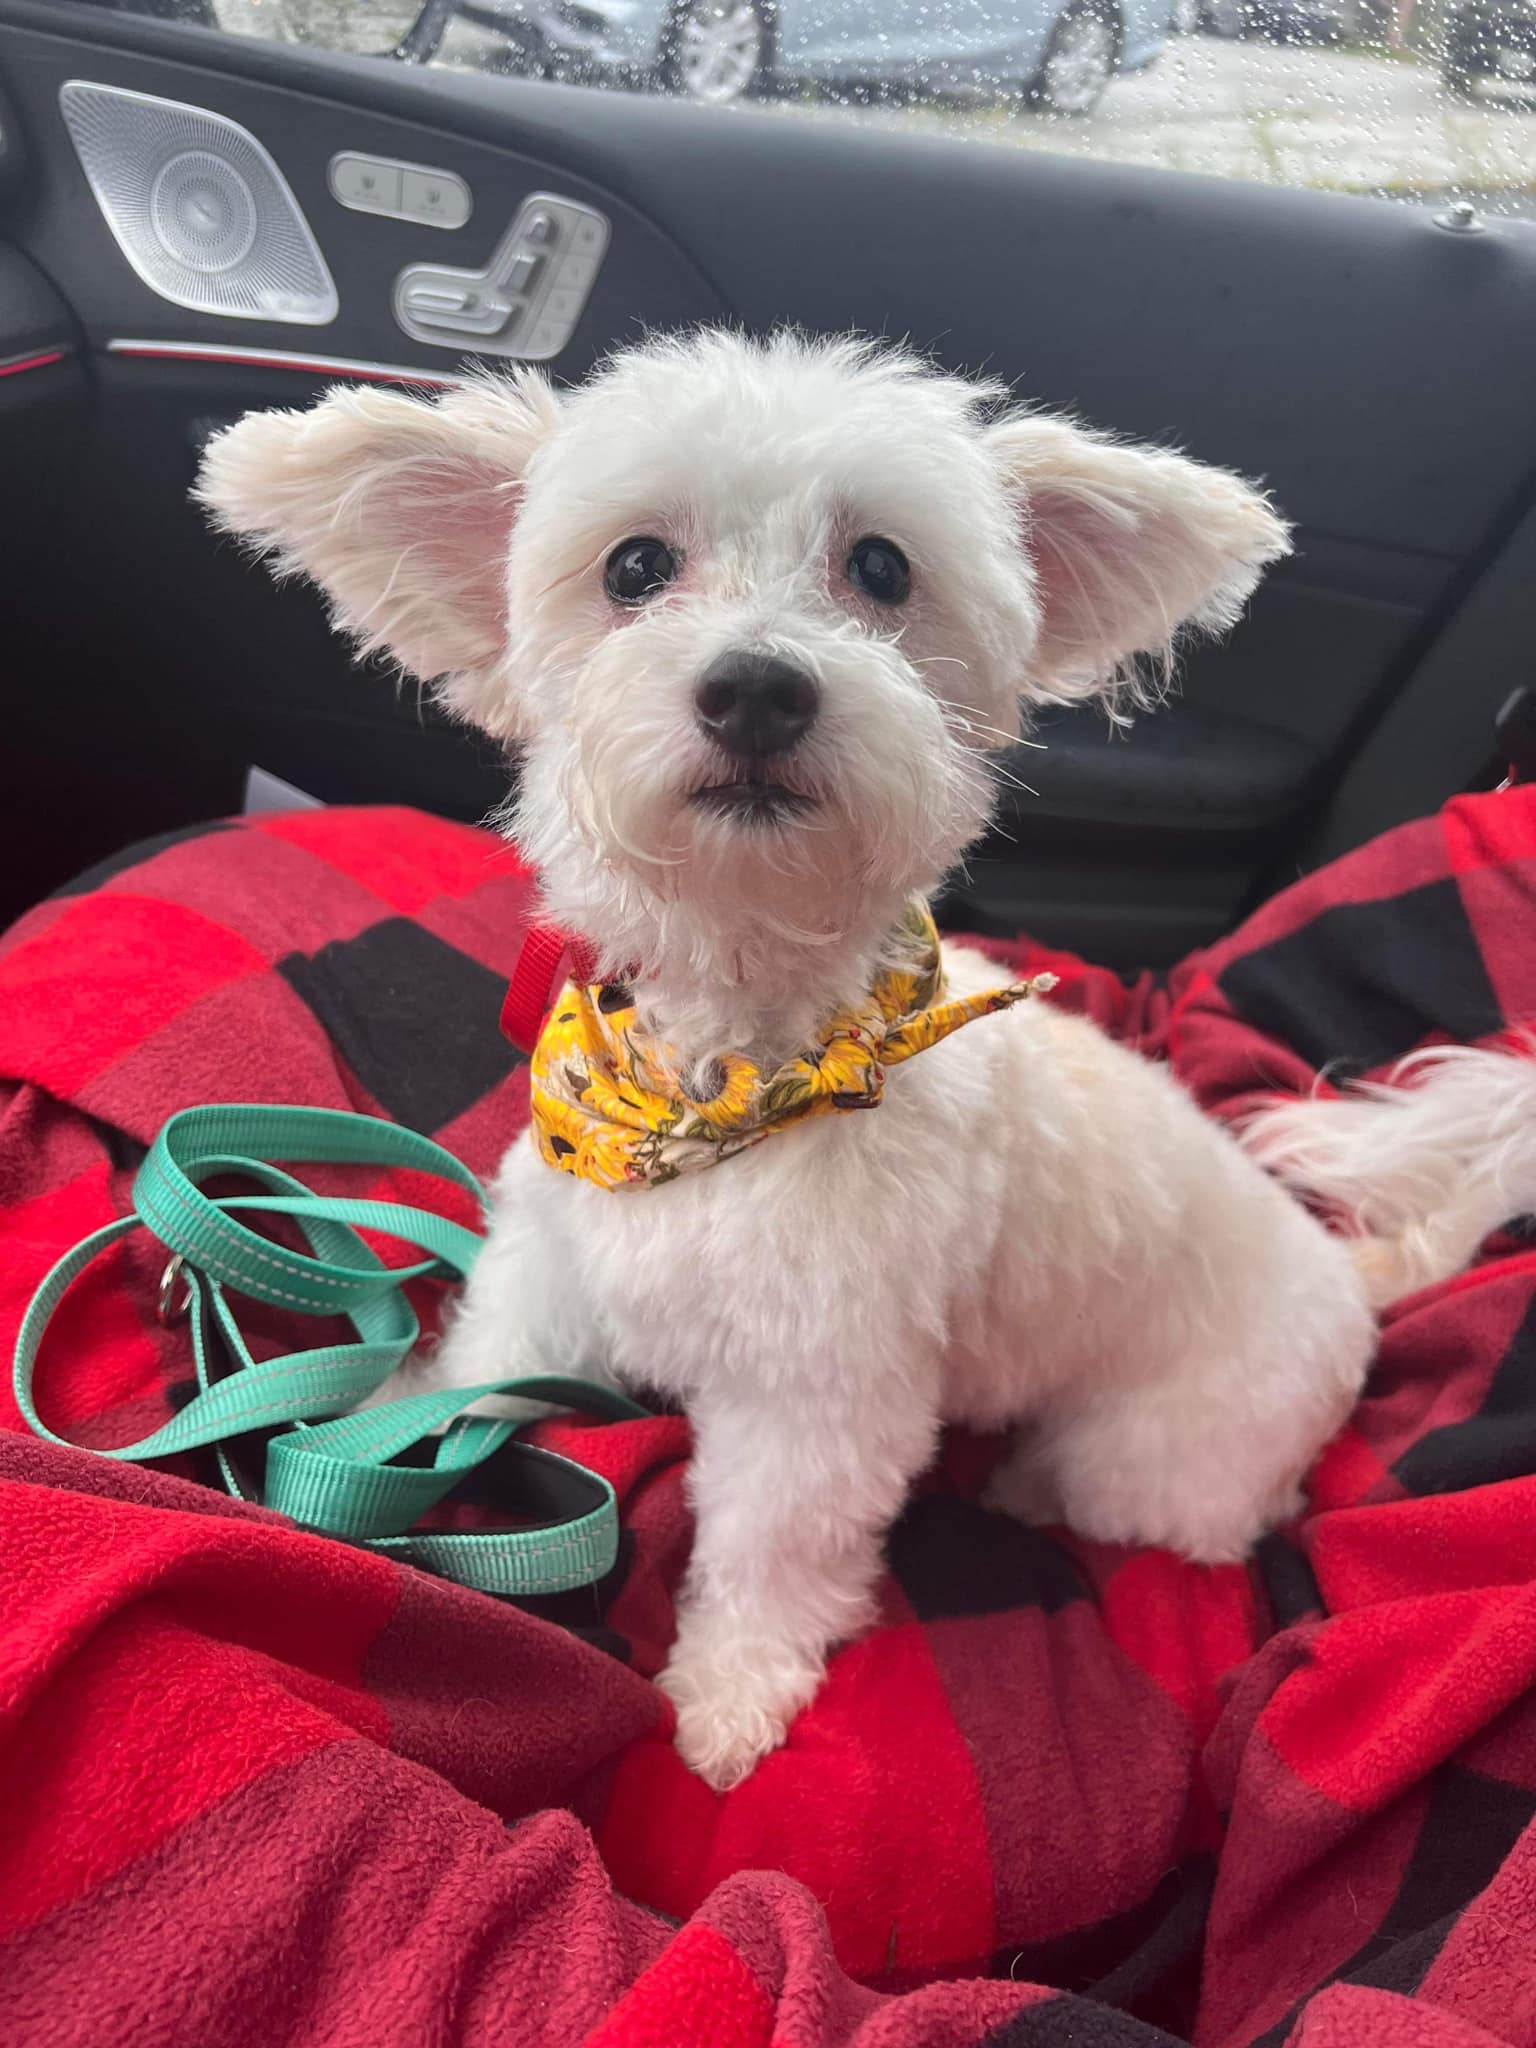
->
[1238, 1042, 1536, 1310]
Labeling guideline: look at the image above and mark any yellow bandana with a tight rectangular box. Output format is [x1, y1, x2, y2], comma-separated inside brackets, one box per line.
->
[529, 902, 1056, 1191]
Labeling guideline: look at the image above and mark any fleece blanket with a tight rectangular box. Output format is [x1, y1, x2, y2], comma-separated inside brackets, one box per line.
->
[3, 792, 1536, 2047]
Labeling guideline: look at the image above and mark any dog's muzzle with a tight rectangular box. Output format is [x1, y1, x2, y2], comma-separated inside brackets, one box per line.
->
[694, 650, 819, 760]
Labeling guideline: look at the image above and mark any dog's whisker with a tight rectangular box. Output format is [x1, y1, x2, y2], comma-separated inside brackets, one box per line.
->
[946, 712, 1043, 774]
[986, 762, 1039, 799]
[946, 698, 1049, 752]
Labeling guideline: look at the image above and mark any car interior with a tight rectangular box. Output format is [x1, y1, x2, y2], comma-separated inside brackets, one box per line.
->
[2, 0, 1534, 968]
[10, 11, 1536, 2037]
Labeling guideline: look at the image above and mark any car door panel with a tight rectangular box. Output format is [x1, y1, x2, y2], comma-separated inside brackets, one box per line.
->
[852, 1, 1029, 74]
[2, 0, 1534, 964]
[0, 239, 88, 554]
[0, 30, 726, 379]
[778, 5, 899, 74]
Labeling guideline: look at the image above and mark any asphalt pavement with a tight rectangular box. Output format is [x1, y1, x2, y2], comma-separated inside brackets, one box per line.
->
[987, 34, 1536, 216]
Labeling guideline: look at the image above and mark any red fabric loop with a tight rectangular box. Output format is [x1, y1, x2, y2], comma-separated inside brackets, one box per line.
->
[501, 926, 599, 1055]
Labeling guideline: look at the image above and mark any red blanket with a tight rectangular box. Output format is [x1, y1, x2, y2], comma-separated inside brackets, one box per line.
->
[3, 795, 1536, 2047]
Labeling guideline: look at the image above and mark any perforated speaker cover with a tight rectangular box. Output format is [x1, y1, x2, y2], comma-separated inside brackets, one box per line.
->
[60, 81, 338, 325]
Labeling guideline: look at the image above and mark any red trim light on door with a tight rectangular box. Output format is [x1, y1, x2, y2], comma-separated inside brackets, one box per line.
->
[106, 339, 470, 389]
[0, 349, 69, 379]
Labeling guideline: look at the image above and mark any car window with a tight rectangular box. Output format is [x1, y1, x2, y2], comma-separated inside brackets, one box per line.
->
[64, 1, 1536, 219]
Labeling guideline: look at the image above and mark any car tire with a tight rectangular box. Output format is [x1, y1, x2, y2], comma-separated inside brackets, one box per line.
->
[1169, 0, 1205, 32]
[395, 0, 456, 63]
[1027, 0, 1120, 116]
[661, 0, 774, 105]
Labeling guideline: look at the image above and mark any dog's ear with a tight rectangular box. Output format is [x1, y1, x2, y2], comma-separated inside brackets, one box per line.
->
[196, 375, 559, 722]
[985, 414, 1291, 707]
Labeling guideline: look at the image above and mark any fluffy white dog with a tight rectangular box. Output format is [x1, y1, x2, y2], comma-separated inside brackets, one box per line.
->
[199, 330, 1536, 1789]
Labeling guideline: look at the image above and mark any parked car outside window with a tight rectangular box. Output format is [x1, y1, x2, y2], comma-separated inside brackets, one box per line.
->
[77, 0, 1536, 223]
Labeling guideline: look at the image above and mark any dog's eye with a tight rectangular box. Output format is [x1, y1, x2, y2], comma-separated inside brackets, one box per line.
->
[847, 537, 911, 606]
[605, 537, 677, 605]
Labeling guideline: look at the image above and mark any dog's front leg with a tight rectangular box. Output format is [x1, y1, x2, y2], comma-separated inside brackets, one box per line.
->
[370, 1138, 605, 1407]
[659, 1377, 939, 1789]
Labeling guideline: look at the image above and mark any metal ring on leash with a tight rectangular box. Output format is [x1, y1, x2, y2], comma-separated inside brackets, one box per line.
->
[157, 1253, 191, 1326]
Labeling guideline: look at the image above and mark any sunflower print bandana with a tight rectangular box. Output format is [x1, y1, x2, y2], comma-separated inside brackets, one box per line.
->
[529, 902, 1057, 1191]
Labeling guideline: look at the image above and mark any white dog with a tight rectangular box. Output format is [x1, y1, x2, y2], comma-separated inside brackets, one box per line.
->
[199, 330, 1536, 1789]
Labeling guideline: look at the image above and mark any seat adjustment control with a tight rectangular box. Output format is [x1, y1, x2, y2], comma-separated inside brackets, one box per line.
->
[393, 192, 609, 360]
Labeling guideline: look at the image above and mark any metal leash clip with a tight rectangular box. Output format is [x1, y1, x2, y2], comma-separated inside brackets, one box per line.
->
[156, 1253, 192, 1327]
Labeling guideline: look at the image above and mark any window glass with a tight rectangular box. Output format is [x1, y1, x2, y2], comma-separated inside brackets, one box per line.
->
[78, 2, 1536, 217]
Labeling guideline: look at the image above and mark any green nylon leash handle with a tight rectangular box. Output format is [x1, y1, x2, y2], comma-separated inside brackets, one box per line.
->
[138, 1105, 489, 1312]
[13, 1104, 649, 1597]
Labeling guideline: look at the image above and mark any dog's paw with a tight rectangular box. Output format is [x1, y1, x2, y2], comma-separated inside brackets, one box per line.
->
[665, 1682, 787, 1791]
[657, 1640, 819, 1791]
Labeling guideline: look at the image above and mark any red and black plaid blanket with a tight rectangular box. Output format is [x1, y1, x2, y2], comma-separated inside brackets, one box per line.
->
[4, 792, 1536, 2047]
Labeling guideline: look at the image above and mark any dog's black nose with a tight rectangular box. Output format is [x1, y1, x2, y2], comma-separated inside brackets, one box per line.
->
[695, 651, 819, 759]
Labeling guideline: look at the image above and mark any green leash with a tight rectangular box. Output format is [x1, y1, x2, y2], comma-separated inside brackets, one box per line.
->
[12, 1104, 648, 1597]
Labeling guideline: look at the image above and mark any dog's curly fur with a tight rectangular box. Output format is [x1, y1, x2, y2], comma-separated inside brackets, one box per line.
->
[199, 330, 1536, 1789]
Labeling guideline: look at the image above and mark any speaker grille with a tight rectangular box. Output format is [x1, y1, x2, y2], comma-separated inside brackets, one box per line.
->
[60, 81, 338, 325]
[150, 150, 260, 273]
